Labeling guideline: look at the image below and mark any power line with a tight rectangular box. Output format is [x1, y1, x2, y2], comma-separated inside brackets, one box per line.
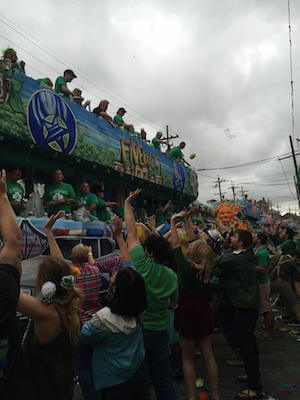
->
[279, 159, 296, 200]
[0, 15, 167, 132]
[196, 152, 293, 171]
[287, 0, 295, 144]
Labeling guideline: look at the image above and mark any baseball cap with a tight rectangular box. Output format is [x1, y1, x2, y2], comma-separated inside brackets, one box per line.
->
[118, 107, 127, 113]
[64, 69, 77, 78]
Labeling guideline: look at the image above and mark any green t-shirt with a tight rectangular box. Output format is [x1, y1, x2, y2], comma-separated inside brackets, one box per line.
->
[155, 209, 165, 225]
[174, 247, 207, 291]
[276, 239, 295, 256]
[116, 206, 138, 221]
[130, 244, 178, 331]
[215, 250, 259, 309]
[44, 183, 76, 215]
[168, 146, 183, 160]
[6, 180, 24, 215]
[37, 78, 51, 87]
[113, 114, 124, 125]
[129, 131, 141, 139]
[254, 245, 270, 284]
[76, 192, 99, 217]
[54, 76, 69, 97]
[96, 199, 111, 222]
[152, 137, 161, 151]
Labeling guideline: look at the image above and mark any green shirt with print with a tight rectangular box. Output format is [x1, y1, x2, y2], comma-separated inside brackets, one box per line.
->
[113, 114, 124, 126]
[76, 192, 99, 217]
[44, 183, 76, 215]
[168, 146, 183, 160]
[254, 245, 270, 284]
[55, 76, 69, 97]
[129, 131, 141, 139]
[130, 244, 178, 331]
[276, 239, 295, 256]
[215, 249, 259, 309]
[6, 180, 24, 215]
[152, 137, 161, 151]
[96, 199, 111, 222]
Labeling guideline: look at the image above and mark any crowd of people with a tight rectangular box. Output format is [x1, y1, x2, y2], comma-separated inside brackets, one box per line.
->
[1, 163, 300, 400]
[1, 48, 191, 166]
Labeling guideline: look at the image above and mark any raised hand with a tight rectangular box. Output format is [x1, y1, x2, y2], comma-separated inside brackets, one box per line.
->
[125, 189, 142, 204]
[171, 210, 186, 221]
[45, 211, 64, 231]
[0, 169, 7, 197]
[111, 216, 123, 236]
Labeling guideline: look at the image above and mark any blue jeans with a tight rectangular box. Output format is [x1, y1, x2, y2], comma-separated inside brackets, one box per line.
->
[76, 343, 99, 400]
[143, 330, 177, 400]
[101, 361, 147, 400]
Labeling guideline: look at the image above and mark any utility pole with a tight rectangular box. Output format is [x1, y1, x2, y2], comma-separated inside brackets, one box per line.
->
[228, 182, 239, 201]
[163, 125, 179, 153]
[214, 177, 226, 201]
[289, 135, 300, 208]
[239, 186, 248, 198]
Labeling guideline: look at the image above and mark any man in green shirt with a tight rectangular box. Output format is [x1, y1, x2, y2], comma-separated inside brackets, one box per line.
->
[54, 69, 77, 98]
[43, 169, 76, 216]
[151, 132, 167, 151]
[6, 168, 26, 216]
[76, 182, 99, 217]
[253, 232, 274, 338]
[113, 107, 134, 132]
[168, 142, 190, 166]
[215, 229, 263, 398]
[275, 224, 296, 255]
[93, 188, 118, 222]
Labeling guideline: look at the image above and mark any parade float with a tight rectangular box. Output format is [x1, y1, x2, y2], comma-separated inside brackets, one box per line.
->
[0, 60, 199, 261]
[0, 69, 198, 205]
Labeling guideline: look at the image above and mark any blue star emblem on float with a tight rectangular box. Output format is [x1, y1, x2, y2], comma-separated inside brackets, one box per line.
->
[27, 89, 77, 154]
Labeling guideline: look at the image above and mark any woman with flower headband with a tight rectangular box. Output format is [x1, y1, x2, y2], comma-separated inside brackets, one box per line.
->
[45, 211, 103, 400]
[17, 213, 83, 400]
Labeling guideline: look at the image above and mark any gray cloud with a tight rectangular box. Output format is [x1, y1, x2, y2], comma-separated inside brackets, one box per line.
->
[1, 0, 300, 212]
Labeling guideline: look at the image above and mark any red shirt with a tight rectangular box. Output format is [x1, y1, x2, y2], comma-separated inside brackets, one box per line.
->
[75, 264, 102, 324]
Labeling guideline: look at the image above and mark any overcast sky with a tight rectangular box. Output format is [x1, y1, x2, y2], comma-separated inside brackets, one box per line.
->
[1, 0, 300, 213]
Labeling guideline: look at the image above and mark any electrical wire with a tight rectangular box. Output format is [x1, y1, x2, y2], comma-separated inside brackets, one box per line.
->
[0, 15, 167, 132]
[287, 0, 295, 144]
[195, 152, 293, 171]
[279, 160, 296, 200]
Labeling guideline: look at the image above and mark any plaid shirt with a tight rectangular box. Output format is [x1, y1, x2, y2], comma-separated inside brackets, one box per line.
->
[76, 255, 123, 324]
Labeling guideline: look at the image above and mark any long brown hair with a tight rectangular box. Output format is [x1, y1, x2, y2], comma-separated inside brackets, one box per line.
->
[37, 256, 83, 344]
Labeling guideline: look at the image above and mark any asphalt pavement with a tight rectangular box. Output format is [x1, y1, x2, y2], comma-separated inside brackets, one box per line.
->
[73, 320, 300, 400]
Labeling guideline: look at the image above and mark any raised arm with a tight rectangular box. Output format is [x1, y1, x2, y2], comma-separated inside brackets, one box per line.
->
[215, 216, 227, 235]
[124, 189, 142, 251]
[111, 216, 131, 263]
[184, 210, 196, 241]
[44, 211, 64, 259]
[162, 200, 171, 214]
[0, 170, 22, 263]
[170, 211, 186, 249]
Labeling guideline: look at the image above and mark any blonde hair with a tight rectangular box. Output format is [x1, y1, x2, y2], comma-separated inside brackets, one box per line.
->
[73, 88, 82, 97]
[70, 244, 89, 264]
[37, 256, 83, 344]
[188, 240, 215, 283]
[168, 228, 189, 255]
[136, 223, 151, 245]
